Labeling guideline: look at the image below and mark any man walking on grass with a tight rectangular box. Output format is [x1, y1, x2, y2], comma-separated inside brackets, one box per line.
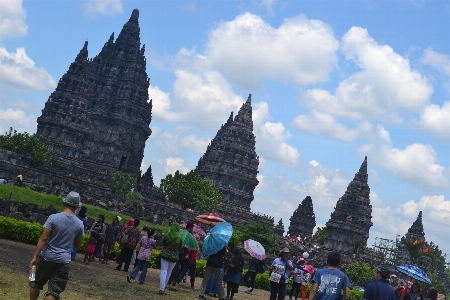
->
[29, 191, 84, 300]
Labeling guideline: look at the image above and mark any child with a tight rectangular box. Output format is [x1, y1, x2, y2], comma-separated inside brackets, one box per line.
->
[289, 258, 305, 300]
[84, 231, 98, 264]
[127, 229, 156, 285]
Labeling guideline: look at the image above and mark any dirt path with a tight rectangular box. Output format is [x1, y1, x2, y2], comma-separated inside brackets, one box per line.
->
[0, 239, 270, 299]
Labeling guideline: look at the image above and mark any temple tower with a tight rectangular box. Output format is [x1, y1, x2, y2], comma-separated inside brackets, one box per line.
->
[36, 9, 152, 186]
[324, 157, 373, 253]
[288, 196, 316, 239]
[396, 211, 426, 264]
[197, 94, 259, 211]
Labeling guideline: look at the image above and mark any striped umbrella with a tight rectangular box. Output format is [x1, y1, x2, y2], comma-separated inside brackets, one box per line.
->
[194, 212, 225, 226]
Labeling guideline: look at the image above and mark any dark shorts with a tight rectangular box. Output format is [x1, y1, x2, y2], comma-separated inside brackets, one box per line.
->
[29, 255, 70, 300]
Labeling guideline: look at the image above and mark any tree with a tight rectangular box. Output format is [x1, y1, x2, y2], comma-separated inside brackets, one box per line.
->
[109, 171, 135, 197]
[402, 237, 424, 264]
[344, 262, 375, 287]
[125, 191, 143, 215]
[158, 168, 222, 212]
[0, 127, 52, 167]
[313, 227, 327, 245]
[236, 220, 282, 255]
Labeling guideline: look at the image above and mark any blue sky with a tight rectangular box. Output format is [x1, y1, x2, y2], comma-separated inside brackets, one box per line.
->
[1, 0, 449, 257]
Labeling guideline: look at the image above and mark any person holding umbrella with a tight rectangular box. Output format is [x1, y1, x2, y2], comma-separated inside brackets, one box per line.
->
[243, 256, 259, 294]
[400, 283, 423, 300]
[173, 222, 199, 290]
[198, 245, 226, 300]
[159, 223, 183, 295]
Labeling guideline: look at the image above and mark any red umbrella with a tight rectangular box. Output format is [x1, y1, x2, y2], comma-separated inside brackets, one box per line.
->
[194, 212, 225, 226]
[180, 223, 207, 238]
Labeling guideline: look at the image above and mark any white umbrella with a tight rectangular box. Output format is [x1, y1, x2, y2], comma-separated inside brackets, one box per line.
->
[243, 239, 266, 260]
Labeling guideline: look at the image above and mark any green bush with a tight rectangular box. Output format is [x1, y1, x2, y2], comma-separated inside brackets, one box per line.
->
[196, 260, 207, 277]
[0, 216, 43, 244]
[150, 249, 162, 269]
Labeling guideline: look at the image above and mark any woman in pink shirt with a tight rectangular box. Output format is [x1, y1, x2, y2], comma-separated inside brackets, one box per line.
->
[126, 229, 156, 285]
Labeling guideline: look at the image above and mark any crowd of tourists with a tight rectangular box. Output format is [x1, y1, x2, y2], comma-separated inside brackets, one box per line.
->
[27, 191, 443, 300]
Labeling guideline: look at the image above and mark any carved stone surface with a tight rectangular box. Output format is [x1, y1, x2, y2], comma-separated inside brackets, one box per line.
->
[197, 94, 262, 221]
[396, 211, 426, 265]
[36, 9, 151, 189]
[273, 218, 285, 236]
[288, 196, 316, 239]
[324, 157, 373, 253]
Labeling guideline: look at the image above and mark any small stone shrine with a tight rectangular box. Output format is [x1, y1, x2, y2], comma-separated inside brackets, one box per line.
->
[324, 157, 373, 253]
[273, 218, 285, 236]
[288, 196, 316, 239]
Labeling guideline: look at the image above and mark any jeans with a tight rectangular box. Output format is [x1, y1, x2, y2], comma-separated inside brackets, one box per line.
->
[129, 260, 150, 284]
[243, 270, 256, 290]
[199, 266, 225, 299]
[289, 282, 301, 299]
[176, 260, 196, 287]
[160, 258, 176, 291]
[270, 281, 287, 300]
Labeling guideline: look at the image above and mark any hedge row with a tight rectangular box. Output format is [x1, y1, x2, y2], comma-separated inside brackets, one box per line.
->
[0, 216, 363, 298]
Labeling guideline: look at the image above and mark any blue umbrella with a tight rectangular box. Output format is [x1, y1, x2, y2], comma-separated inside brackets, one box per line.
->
[395, 264, 431, 285]
[202, 222, 233, 256]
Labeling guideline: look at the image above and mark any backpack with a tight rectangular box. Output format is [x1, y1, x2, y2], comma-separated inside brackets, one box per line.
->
[256, 259, 265, 274]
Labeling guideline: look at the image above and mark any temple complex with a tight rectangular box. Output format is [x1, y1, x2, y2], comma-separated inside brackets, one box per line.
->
[288, 196, 316, 239]
[36, 9, 152, 190]
[324, 157, 373, 253]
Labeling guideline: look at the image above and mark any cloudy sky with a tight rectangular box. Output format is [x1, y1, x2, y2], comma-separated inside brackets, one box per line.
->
[1, 0, 449, 256]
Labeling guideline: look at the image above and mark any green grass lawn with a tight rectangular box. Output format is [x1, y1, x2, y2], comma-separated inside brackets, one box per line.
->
[0, 184, 169, 231]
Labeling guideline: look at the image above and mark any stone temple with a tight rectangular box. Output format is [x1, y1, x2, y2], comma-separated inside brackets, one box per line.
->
[324, 157, 373, 253]
[396, 211, 426, 264]
[288, 196, 316, 239]
[36, 9, 151, 189]
[197, 95, 273, 225]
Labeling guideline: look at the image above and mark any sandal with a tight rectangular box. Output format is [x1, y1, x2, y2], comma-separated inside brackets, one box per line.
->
[158, 290, 165, 295]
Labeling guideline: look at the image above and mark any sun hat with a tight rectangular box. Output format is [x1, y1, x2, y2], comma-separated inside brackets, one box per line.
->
[62, 191, 81, 207]
[280, 247, 290, 253]
[297, 258, 306, 264]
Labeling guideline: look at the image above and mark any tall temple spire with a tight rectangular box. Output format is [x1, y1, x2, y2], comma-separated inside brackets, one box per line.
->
[324, 157, 373, 253]
[288, 196, 316, 238]
[405, 211, 425, 241]
[197, 94, 259, 211]
[115, 8, 141, 50]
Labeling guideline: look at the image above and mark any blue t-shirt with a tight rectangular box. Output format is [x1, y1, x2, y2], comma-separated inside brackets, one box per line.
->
[312, 268, 350, 300]
[271, 257, 293, 284]
[363, 279, 395, 300]
[41, 212, 84, 264]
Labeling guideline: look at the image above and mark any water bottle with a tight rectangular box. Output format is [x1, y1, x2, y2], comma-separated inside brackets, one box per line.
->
[29, 266, 36, 281]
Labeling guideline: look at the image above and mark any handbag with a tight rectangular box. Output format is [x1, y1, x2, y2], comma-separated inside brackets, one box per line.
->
[120, 233, 129, 244]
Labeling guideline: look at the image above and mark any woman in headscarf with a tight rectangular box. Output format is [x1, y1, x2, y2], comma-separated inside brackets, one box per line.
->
[115, 219, 134, 264]
[158, 223, 183, 295]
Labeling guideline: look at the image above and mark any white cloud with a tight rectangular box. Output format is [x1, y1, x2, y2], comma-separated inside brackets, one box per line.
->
[0, 108, 36, 133]
[253, 101, 300, 166]
[293, 110, 372, 142]
[148, 85, 184, 122]
[83, 0, 123, 16]
[149, 126, 210, 157]
[205, 13, 338, 90]
[303, 27, 432, 122]
[0, 47, 56, 91]
[359, 125, 448, 189]
[421, 48, 450, 76]
[0, 0, 27, 40]
[419, 101, 450, 140]
[309, 160, 319, 167]
[165, 157, 190, 175]
[172, 69, 244, 130]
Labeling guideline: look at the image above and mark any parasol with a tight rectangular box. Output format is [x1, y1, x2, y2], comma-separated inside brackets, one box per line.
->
[179, 229, 199, 250]
[194, 212, 225, 226]
[180, 223, 206, 238]
[202, 222, 233, 256]
[243, 239, 266, 260]
[395, 264, 431, 285]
